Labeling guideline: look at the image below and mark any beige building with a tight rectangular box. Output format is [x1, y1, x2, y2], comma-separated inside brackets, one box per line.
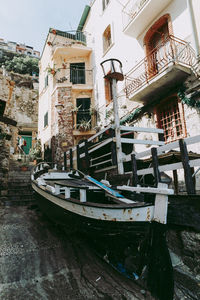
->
[38, 25, 96, 163]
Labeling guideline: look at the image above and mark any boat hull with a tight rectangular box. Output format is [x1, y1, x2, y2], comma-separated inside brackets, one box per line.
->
[32, 182, 152, 237]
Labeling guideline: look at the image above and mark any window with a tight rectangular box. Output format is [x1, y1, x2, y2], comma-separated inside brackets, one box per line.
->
[0, 99, 6, 116]
[44, 112, 48, 128]
[104, 77, 113, 105]
[76, 98, 91, 129]
[102, 0, 110, 11]
[156, 95, 187, 143]
[70, 63, 85, 84]
[103, 25, 112, 53]
[45, 75, 48, 88]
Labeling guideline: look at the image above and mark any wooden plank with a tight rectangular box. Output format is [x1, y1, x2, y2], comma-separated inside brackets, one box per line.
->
[120, 125, 164, 134]
[151, 147, 161, 185]
[173, 170, 178, 194]
[131, 154, 138, 186]
[91, 152, 112, 162]
[0, 115, 17, 126]
[85, 140, 90, 172]
[124, 135, 200, 163]
[63, 152, 67, 170]
[119, 138, 164, 146]
[179, 139, 196, 194]
[76, 144, 81, 170]
[153, 183, 168, 224]
[88, 138, 113, 154]
[117, 185, 174, 195]
[88, 125, 113, 142]
[136, 159, 200, 176]
[91, 159, 112, 168]
[70, 148, 73, 170]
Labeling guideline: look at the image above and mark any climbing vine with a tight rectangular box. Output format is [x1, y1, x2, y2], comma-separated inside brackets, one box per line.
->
[120, 107, 143, 125]
[178, 85, 200, 109]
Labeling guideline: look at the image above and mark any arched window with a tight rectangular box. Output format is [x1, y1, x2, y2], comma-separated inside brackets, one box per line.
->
[103, 25, 112, 53]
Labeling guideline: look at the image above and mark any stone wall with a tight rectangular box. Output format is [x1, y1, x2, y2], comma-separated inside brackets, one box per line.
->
[0, 69, 38, 153]
[51, 87, 74, 165]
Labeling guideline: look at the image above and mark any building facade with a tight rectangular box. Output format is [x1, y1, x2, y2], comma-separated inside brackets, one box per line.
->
[0, 38, 40, 58]
[83, 0, 200, 148]
[38, 26, 96, 163]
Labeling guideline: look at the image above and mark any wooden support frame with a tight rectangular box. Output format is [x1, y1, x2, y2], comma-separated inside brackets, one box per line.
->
[179, 139, 196, 194]
[151, 147, 161, 186]
[64, 152, 67, 170]
[131, 154, 139, 186]
[70, 148, 73, 170]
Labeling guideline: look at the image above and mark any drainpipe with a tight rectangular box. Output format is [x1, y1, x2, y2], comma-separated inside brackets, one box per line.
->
[187, 0, 200, 60]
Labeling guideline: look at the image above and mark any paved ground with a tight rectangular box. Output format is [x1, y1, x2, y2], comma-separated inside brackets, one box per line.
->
[0, 205, 154, 300]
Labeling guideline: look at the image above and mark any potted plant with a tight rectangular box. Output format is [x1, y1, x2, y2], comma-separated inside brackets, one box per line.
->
[77, 119, 91, 132]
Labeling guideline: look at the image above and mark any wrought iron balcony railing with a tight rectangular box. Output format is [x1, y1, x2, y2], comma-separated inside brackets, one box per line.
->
[53, 67, 93, 87]
[125, 35, 197, 97]
[50, 29, 87, 45]
[122, 0, 149, 30]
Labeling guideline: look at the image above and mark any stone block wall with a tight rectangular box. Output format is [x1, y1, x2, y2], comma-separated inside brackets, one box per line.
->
[51, 87, 74, 165]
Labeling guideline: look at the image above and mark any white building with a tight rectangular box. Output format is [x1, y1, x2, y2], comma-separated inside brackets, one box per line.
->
[83, 0, 200, 146]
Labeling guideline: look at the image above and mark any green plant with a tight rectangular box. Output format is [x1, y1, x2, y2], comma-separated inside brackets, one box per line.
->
[29, 139, 41, 160]
[77, 119, 91, 131]
[3, 55, 39, 76]
[45, 64, 60, 76]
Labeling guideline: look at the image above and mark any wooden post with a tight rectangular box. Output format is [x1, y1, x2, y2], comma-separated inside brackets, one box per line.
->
[85, 140, 90, 172]
[131, 153, 139, 186]
[110, 129, 117, 166]
[70, 148, 73, 170]
[173, 170, 178, 194]
[112, 78, 124, 174]
[151, 147, 161, 186]
[63, 152, 67, 170]
[76, 144, 81, 170]
[179, 139, 196, 194]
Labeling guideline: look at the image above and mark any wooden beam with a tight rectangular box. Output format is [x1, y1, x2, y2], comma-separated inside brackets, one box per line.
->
[119, 125, 164, 134]
[179, 139, 196, 195]
[131, 153, 138, 186]
[63, 152, 67, 170]
[70, 148, 73, 170]
[151, 147, 161, 185]
[0, 115, 17, 126]
[84, 140, 90, 172]
[76, 144, 81, 170]
[173, 170, 178, 195]
[119, 138, 164, 146]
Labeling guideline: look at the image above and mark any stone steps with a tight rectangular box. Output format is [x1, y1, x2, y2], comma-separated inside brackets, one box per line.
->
[0, 158, 36, 206]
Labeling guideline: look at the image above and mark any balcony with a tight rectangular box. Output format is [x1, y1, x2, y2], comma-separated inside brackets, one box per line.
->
[122, 0, 173, 37]
[125, 36, 197, 103]
[53, 67, 93, 91]
[50, 30, 92, 59]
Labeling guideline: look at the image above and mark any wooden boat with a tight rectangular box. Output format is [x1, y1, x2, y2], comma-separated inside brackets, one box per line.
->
[31, 162, 174, 300]
[31, 162, 174, 235]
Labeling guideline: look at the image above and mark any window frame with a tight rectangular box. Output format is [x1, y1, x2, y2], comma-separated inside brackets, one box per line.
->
[70, 62, 86, 84]
[103, 24, 112, 54]
[155, 94, 187, 143]
[44, 112, 48, 128]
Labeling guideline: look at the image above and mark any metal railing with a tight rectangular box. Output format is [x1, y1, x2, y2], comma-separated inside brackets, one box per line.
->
[122, 0, 149, 30]
[51, 29, 87, 44]
[125, 35, 197, 97]
[54, 68, 93, 86]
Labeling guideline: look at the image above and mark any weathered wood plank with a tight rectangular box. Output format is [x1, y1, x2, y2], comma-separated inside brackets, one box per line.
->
[119, 138, 164, 146]
[179, 139, 196, 194]
[120, 125, 164, 133]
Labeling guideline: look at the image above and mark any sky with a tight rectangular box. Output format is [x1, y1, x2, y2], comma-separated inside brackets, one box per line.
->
[0, 0, 90, 54]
